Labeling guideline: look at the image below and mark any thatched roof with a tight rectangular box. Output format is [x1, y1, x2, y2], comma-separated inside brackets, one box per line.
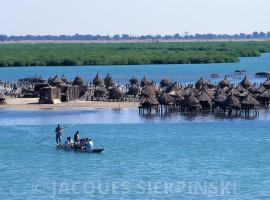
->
[140, 95, 160, 107]
[213, 92, 227, 103]
[249, 83, 259, 94]
[257, 84, 266, 93]
[236, 84, 245, 93]
[263, 77, 270, 89]
[240, 76, 252, 88]
[61, 75, 68, 83]
[259, 89, 270, 99]
[93, 73, 104, 86]
[195, 77, 207, 89]
[222, 93, 241, 108]
[182, 92, 200, 107]
[241, 94, 260, 107]
[104, 73, 114, 87]
[160, 78, 172, 88]
[158, 92, 174, 105]
[218, 76, 231, 88]
[196, 88, 212, 102]
[165, 82, 178, 93]
[73, 75, 84, 86]
[129, 76, 139, 85]
[141, 85, 157, 97]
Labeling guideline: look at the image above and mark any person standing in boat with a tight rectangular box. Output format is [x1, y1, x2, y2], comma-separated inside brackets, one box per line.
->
[74, 131, 80, 147]
[55, 124, 64, 146]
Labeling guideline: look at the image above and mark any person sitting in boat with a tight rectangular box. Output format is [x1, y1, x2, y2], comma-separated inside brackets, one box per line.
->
[80, 138, 86, 150]
[74, 131, 80, 147]
[85, 138, 94, 152]
[55, 124, 64, 146]
[68, 137, 74, 148]
[63, 137, 71, 149]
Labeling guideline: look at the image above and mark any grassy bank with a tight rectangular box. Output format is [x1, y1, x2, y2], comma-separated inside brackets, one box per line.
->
[0, 41, 270, 66]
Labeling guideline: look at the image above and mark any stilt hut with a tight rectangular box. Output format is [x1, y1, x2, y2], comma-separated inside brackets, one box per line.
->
[196, 88, 212, 110]
[213, 92, 227, 109]
[221, 93, 241, 116]
[241, 94, 260, 116]
[158, 92, 175, 112]
[182, 92, 201, 112]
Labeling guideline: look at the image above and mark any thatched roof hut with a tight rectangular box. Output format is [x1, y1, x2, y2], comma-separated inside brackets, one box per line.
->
[222, 93, 241, 109]
[129, 76, 139, 85]
[218, 76, 231, 88]
[104, 73, 114, 88]
[182, 92, 201, 108]
[241, 94, 260, 108]
[158, 92, 174, 105]
[160, 78, 172, 88]
[73, 76, 84, 86]
[259, 89, 270, 100]
[213, 92, 227, 105]
[263, 77, 270, 89]
[93, 73, 104, 86]
[196, 88, 212, 103]
[240, 76, 252, 88]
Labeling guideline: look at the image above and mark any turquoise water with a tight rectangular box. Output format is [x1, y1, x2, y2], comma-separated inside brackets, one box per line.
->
[0, 53, 270, 83]
[0, 109, 270, 199]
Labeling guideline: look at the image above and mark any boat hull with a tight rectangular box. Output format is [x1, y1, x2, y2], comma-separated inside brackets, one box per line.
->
[56, 145, 104, 153]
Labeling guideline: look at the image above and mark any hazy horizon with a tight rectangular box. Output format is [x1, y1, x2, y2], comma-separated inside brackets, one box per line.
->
[1, 0, 270, 36]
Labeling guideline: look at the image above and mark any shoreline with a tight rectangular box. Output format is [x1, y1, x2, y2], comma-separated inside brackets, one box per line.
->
[0, 98, 139, 110]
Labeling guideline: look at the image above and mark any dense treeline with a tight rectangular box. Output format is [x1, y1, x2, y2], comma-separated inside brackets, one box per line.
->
[0, 41, 270, 67]
[1, 31, 270, 41]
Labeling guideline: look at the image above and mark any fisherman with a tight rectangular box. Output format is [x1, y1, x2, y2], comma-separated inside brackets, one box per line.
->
[55, 124, 64, 146]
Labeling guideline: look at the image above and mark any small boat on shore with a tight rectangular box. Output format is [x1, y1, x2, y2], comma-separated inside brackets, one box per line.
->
[56, 145, 104, 153]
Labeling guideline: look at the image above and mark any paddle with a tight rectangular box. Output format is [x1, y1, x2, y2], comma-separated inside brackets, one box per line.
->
[36, 125, 73, 144]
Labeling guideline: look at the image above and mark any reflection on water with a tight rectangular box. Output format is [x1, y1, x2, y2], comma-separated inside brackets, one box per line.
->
[0, 108, 270, 126]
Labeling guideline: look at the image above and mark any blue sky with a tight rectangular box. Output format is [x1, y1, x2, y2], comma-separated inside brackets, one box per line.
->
[1, 0, 270, 35]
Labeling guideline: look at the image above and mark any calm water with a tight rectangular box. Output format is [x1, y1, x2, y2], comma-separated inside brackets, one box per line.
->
[1, 55, 270, 199]
[0, 53, 270, 83]
[0, 108, 270, 199]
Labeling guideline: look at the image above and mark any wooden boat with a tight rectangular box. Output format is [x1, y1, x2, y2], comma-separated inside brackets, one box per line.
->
[56, 145, 104, 153]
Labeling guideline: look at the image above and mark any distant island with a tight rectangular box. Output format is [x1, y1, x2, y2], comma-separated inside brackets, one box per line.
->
[1, 31, 270, 42]
[0, 41, 270, 67]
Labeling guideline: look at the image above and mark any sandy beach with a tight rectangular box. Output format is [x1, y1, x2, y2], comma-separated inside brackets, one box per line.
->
[0, 98, 139, 110]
